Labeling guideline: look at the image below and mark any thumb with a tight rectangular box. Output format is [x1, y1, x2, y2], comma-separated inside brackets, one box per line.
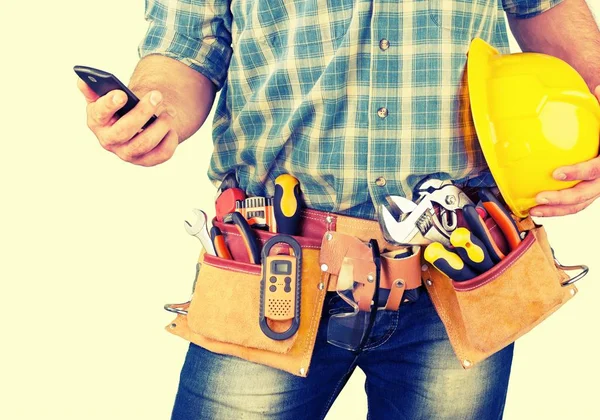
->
[76, 77, 100, 103]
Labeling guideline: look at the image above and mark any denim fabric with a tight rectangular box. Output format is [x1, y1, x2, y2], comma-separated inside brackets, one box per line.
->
[171, 291, 513, 420]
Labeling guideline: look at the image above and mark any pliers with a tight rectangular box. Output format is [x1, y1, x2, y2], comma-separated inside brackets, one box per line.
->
[225, 211, 261, 264]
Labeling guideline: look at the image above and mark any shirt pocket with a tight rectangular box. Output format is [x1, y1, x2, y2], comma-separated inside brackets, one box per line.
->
[428, 0, 498, 39]
[231, 0, 355, 59]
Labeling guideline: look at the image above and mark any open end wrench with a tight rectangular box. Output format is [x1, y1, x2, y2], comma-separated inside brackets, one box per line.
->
[379, 196, 452, 246]
[379, 182, 474, 246]
[184, 209, 216, 256]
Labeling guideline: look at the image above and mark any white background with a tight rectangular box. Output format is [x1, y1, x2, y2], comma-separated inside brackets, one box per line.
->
[1, 1, 599, 419]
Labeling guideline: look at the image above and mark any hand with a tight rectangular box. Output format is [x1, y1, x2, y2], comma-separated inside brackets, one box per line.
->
[77, 78, 179, 166]
[529, 86, 600, 217]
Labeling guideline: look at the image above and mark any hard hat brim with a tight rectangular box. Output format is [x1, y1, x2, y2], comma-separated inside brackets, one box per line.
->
[467, 38, 527, 217]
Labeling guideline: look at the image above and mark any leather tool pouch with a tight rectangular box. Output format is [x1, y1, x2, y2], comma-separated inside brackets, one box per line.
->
[319, 231, 423, 311]
[165, 220, 327, 378]
[423, 220, 581, 368]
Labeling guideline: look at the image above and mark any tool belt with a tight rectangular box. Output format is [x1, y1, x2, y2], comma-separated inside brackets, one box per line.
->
[165, 208, 583, 377]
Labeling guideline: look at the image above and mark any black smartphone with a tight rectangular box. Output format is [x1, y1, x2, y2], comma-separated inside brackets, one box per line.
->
[74, 65, 157, 128]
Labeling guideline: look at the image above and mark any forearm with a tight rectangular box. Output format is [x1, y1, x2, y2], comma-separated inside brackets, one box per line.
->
[507, 0, 600, 91]
[129, 54, 217, 142]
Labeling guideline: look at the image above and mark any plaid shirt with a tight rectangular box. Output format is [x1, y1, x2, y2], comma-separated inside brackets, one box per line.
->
[140, 0, 563, 219]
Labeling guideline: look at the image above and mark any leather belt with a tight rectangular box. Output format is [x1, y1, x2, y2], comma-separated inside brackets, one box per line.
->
[296, 208, 424, 310]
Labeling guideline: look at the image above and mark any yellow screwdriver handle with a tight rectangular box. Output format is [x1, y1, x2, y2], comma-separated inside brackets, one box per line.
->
[274, 174, 302, 235]
[450, 227, 495, 272]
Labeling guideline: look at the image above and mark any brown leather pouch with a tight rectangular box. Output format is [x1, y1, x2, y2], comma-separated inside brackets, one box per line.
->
[166, 220, 328, 377]
[423, 221, 580, 368]
[319, 231, 422, 311]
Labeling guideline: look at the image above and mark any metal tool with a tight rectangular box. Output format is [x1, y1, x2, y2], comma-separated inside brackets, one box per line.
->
[184, 209, 216, 256]
[478, 188, 522, 250]
[214, 171, 240, 200]
[462, 204, 505, 263]
[228, 211, 261, 264]
[379, 180, 473, 246]
[450, 227, 495, 273]
[210, 226, 232, 259]
[274, 174, 302, 235]
[234, 196, 275, 231]
[424, 242, 478, 281]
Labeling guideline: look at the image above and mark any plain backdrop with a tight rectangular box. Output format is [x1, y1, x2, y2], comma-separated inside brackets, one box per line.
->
[2, 1, 599, 419]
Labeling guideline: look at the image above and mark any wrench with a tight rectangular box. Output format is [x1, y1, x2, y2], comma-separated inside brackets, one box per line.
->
[184, 209, 216, 256]
[379, 182, 473, 246]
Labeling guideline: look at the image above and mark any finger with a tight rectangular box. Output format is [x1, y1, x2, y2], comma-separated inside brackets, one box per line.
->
[536, 178, 600, 206]
[77, 77, 100, 103]
[552, 156, 600, 182]
[129, 130, 179, 167]
[595, 85, 600, 102]
[87, 90, 128, 129]
[103, 90, 163, 144]
[529, 197, 595, 217]
[115, 114, 173, 160]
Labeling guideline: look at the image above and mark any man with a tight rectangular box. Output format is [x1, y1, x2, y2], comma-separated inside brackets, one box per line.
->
[77, 0, 600, 418]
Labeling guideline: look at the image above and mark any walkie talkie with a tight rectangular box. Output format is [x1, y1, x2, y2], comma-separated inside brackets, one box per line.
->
[259, 235, 302, 340]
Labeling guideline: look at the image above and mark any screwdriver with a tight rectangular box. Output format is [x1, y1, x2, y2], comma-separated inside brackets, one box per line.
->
[450, 227, 494, 273]
[274, 174, 302, 235]
[462, 204, 505, 264]
[424, 242, 478, 281]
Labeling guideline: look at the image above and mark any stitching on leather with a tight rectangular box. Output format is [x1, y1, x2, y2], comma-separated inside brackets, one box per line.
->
[203, 260, 261, 275]
[221, 230, 322, 250]
[454, 238, 536, 292]
[424, 267, 467, 361]
[302, 214, 324, 223]
[339, 216, 377, 226]
[301, 271, 329, 370]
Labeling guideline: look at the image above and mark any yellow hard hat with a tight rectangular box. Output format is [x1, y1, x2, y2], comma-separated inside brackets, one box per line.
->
[467, 38, 600, 218]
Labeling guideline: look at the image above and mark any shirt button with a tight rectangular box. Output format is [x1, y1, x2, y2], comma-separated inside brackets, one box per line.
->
[377, 107, 388, 119]
[375, 177, 387, 187]
[379, 39, 390, 51]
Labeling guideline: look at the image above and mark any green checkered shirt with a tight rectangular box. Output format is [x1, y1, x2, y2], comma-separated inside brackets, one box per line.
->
[139, 0, 563, 219]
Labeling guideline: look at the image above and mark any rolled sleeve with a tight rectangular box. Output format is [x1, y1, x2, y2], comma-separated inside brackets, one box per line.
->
[502, 0, 565, 18]
[138, 0, 233, 90]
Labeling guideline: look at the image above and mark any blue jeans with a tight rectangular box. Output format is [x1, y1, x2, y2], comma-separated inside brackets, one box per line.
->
[171, 291, 513, 420]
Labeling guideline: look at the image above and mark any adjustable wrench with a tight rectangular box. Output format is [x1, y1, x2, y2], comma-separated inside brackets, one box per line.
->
[184, 209, 216, 256]
[379, 181, 473, 246]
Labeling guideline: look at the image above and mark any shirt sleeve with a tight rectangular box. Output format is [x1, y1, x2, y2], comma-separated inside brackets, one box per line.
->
[138, 0, 233, 90]
[502, 0, 565, 18]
